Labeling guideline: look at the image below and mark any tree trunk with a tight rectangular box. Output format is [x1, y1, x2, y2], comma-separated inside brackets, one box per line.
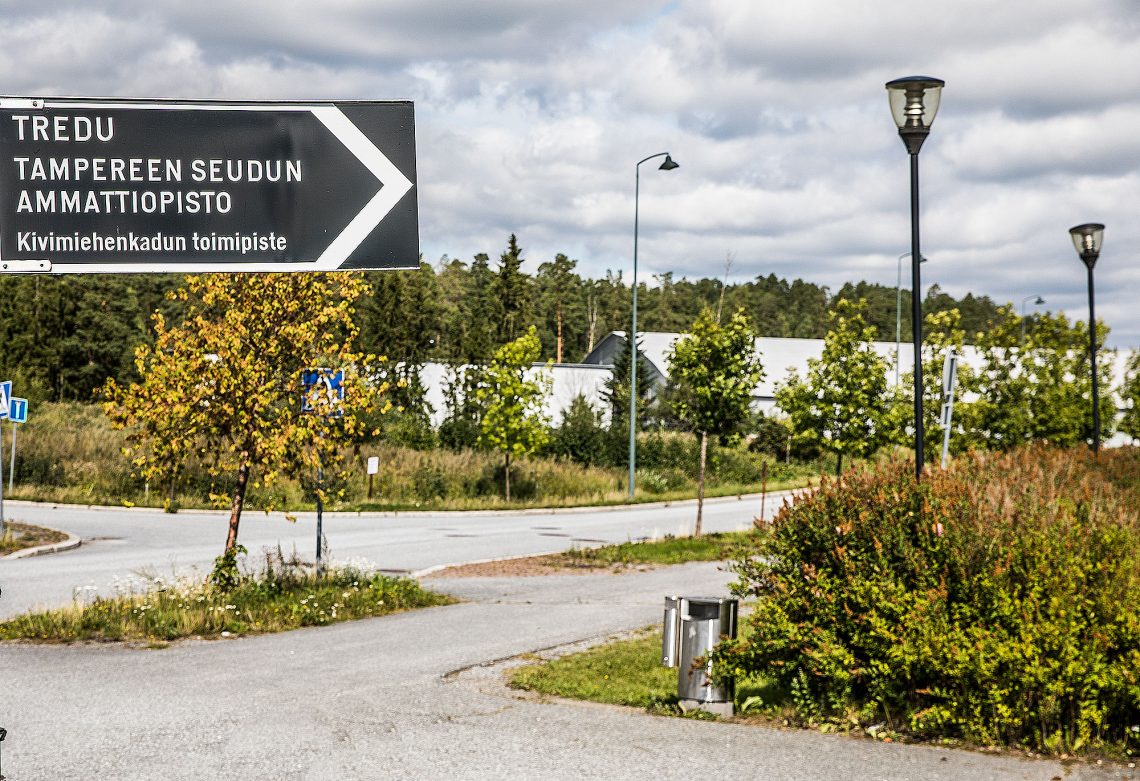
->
[556, 302, 563, 364]
[836, 452, 843, 477]
[504, 450, 511, 503]
[695, 431, 708, 537]
[586, 293, 597, 352]
[224, 456, 251, 554]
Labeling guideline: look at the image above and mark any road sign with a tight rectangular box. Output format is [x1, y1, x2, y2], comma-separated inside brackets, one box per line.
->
[0, 381, 10, 420]
[8, 398, 27, 424]
[0, 97, 418, 273]
[301, 368, 345, 416]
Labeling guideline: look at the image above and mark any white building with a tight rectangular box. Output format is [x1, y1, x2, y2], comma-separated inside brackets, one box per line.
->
[420, 332, 1136, 445]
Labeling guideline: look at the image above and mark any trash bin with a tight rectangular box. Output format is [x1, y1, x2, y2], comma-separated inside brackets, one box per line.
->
[662, 596, 682, 667]
[661, 596, 738, 717]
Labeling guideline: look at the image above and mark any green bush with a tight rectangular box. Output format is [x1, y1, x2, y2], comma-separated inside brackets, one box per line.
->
[716, 446, 1140, 755]
[548, 394, 608, 466]
[379, 408, 438, 450]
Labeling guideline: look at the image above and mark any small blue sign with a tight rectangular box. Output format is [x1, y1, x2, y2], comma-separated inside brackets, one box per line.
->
[8, 397, 27, 424]
[300, 368, 345, 416]
[0, 381, 11, 420]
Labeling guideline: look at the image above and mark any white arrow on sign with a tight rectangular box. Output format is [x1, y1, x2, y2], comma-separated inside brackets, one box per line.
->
[310, 107, 413, 272]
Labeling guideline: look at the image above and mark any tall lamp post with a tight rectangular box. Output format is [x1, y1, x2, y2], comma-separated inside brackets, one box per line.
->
[895, 251, 928, 386]
[1069, 223, 1105, 455]
[886, 75, 944, 480]
[1019, 294, 1045, 346]
[629, 152, 679, 500]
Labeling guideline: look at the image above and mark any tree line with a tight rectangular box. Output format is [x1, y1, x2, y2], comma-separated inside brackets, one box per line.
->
[0, 234, 1004, 404]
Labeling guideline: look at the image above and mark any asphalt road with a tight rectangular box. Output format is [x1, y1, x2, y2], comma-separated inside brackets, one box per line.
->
[0, 492, 787, 618]
[3, 563, 1128, 781]
[2, 494, 1132, 780]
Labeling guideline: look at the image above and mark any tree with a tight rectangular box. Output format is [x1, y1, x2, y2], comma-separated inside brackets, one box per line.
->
[437, 363, 485, 450]
[912, 308, 974, 462]
[475, 326, 551, 501]
[548, 393, 608, 466]
[494, 234, 532, 345]
[776, 299, 892, 476]
[969, 308, 1114, 450]
[463, 252, 500, 363]
[1120, 351, 1140, 444]
[969, 305, 1035, 450]
[103, 273, 384, 566]
[600, 333, 655, 464]
[535, 253, 585, 363]
[1024, 311, 1115, 447]
[666, 308, 763, 535]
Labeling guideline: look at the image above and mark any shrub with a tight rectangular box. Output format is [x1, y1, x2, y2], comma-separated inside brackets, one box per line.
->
[748, 415, 792, 459]
[548, 394, 608, 466]
[379, 408, 438, 450]
[716, 445, 1140, 755]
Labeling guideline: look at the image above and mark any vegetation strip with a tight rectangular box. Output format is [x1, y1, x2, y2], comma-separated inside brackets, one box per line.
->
[0, 556, 454, 644]
[0, 522, 69, 556]
[428, 531, 759, 578]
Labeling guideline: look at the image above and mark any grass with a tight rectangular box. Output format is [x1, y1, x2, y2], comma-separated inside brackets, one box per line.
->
[511, 630, 680, 708]
[0, 552, 455, 644]
[0, 521, 68, 555]
[510, 628, 777, 717]
[558, 530, 760, 568]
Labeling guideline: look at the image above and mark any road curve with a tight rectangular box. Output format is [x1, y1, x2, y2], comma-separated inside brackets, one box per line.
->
[0, 492, 792, 618]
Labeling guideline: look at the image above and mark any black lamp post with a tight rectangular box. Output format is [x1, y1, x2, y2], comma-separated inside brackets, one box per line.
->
[628, 152, 679, 499]
[1069, 222, 1105, 455]
[886, 75, 944, 480]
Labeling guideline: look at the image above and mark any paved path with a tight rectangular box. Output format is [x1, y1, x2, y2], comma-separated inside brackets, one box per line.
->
[0, 492, 787, 618]
[1, 563, 1128, 780]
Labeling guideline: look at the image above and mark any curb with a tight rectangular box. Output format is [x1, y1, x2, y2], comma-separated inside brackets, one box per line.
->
[4, 488, 804, 521]
[2, 528, 82, 559]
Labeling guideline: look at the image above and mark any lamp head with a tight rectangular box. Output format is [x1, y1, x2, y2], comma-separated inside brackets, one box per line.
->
[886, 76, 944, 154]
[1069, 223, 1105, 269]
[659, 154, 679, 171]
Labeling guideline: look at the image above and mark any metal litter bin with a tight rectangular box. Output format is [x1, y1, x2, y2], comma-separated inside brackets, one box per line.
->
[662, 596, 738, 716]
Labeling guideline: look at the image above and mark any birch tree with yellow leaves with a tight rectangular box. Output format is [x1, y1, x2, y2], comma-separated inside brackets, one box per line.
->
[103, 273, 386, 565]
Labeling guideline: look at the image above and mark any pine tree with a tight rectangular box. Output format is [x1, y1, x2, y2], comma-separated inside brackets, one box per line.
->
[600, 333, 655, 465]
[494, 234, 531, 345]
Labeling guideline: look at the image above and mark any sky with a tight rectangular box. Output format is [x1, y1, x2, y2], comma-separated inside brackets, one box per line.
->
[2, 0, 1139, 344]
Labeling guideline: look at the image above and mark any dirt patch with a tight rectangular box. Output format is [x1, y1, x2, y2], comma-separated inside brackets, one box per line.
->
[0, 521, 69, 555]
[425, 554, 660, 578]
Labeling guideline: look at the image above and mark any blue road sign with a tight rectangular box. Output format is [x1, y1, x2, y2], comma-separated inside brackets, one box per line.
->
[0, 381, 11, 420]
[8, 397, 27, 424]
[300, 368, 345, 416]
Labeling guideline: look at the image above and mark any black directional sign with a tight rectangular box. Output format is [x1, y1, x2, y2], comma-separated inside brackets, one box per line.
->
[0, 97, 418, 273]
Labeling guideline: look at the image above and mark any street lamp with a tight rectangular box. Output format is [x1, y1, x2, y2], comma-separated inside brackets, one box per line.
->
[886, 75, 944, 480]
[629, 152, 679, 499]
[1019, 294, 1045, 346]
[1069, 222, 1105, 454]
[895, 251, 928, 387]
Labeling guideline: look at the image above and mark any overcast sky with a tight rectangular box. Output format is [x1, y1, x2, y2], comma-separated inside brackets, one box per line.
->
[2, 1, 1138, 343]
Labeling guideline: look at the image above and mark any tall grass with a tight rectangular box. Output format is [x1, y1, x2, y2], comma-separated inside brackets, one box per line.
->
[5, 402, 818, 510]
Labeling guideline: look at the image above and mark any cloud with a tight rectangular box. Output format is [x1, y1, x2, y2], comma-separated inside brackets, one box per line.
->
[0, 0, 1138, 345]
